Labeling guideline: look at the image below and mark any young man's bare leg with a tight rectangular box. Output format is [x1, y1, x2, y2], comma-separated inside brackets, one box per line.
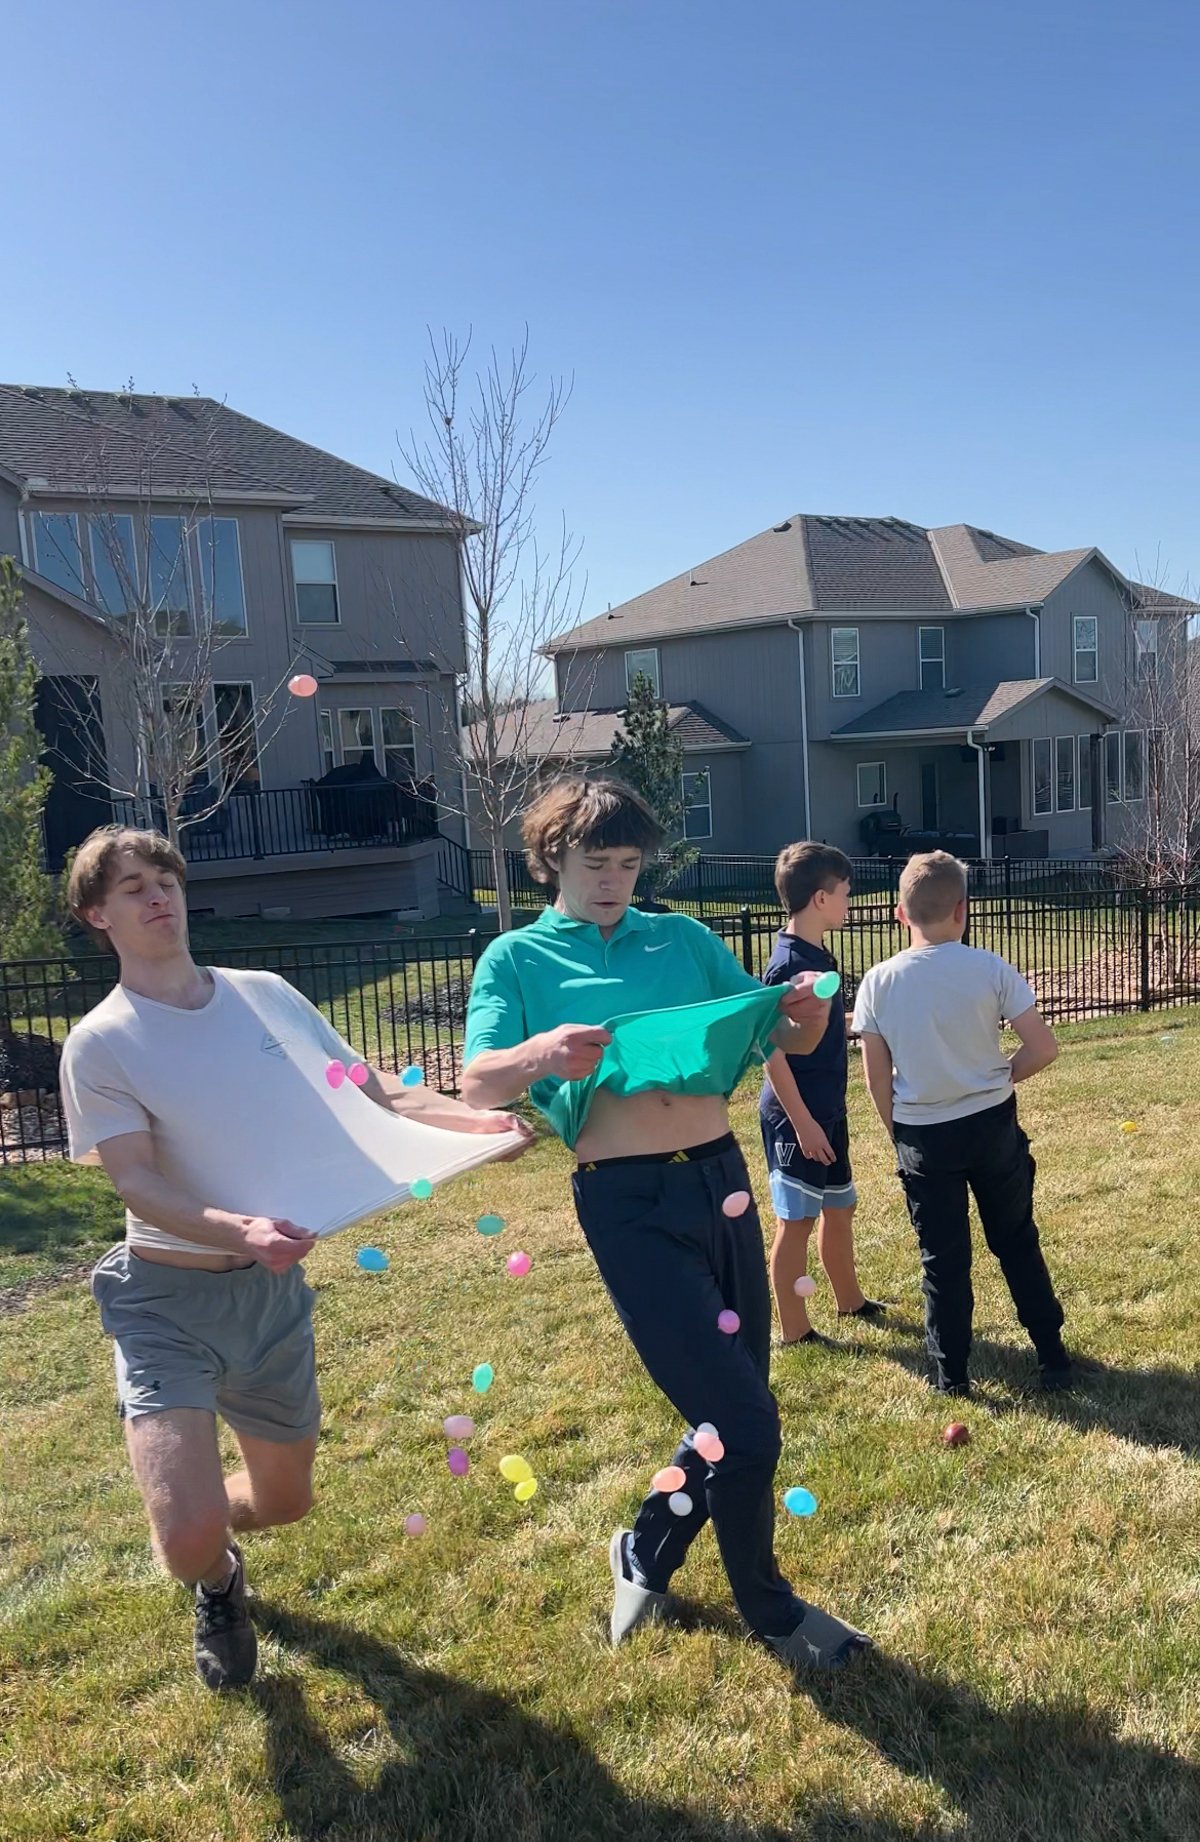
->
[817, 1205, 867, 1313]
[225, 1428, 318, 1534]
[769, 1216, 816, 1341]
[124, 1408, 236, 1587]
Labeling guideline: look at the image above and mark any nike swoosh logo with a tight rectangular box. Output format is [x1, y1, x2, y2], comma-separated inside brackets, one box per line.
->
[644, 943, 671, 953]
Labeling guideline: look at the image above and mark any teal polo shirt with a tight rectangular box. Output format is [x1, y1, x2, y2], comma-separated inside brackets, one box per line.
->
[464, 905, 784, 1145]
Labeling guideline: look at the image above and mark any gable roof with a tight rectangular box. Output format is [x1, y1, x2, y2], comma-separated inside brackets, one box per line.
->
[469, 698, 749, 764]
[830, 677, 1118, 740]
[550, 516, 1196, 652]
[0, 385, 453, 525]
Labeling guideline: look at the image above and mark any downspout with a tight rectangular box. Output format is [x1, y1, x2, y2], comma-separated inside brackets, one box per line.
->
[786, 618, 813, 837]
[1025, 605, 1041, 677]
[966, 727, 990, 859]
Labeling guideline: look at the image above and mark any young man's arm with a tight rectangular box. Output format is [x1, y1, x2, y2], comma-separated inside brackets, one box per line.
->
[98, 1132, 316, 1270]
[859, 1031, 895, 1141]
[358, 1068, 534, 1154]
[764, 1049, 835, 1165]
[1008, 1005, 1058, 1083]
[461, 1025, 612, 1112]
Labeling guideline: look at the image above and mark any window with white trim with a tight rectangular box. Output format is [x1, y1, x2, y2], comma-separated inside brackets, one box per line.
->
[1072, 614, 1098, 684]
[213, 682, 259, 788]
[89, 513, 137, 616]
[1105, 731, 1122, 803]
[682, 768, 712, 840]
[856, 761, 886, 808]
[318, 708, 336, 777]
[380, 708, 418, 784]
[1032, 738, 1052, 815]
[918, 626, 945, 691]
[148, 515, 191, 635]
[1077, 735, 1092, 811]
[291, 539, 340, 624]
[338, 707, 376, 768]
[1123, 729, 1145, 801]
[832, 627, 860, 698]
[624, 649, 660, 697]
[31, 511, 85, 597]
[1055, 736, 1075, 812]
[197, 517, 247, 636]
[160, 683, 207, 790]
[1135, 619, 1158, 681]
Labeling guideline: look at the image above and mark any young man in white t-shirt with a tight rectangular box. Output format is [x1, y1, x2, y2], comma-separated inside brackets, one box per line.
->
[59, 826, 528, 1692]
[851, 852, 1071, 1397]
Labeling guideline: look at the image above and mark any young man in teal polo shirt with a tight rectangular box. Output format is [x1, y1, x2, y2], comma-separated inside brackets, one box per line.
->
[463, 777, 872, 1670]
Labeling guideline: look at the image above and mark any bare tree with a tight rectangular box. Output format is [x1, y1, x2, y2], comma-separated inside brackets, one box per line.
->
[30, 385, 300, 849]
[398, 332, 592, 930]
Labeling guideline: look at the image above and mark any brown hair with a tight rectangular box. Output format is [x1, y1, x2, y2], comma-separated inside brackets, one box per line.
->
[774, 841, 852, 916]
[67, 826, 187, 952]
[522, 777, 664, 887]
[898, 850, 968, 926]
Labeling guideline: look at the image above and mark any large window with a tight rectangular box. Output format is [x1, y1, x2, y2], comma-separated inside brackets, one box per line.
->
[1032, 738, 1053, 815]
[1077, 735, 1093, 811]
[1105, 731, 1122, 803]
[89, 512, 138, 616]
[338, 707, 376, 768]
[1135, 619, 1158, 681]
[1055, 736, 1075, 812]
[1123, 729, 1146, 802]
[380, 708, 418, 783]
[148, 515, 191, 634]
[291, 539, 340, 624]
[318, 708, 336, 777]
[832, 627, 860, 698]
[1072, 615, 1098, 684]
[31, 511, 84, 597]
[624, 648, 660, 697]
[197, 517, 247, 637]
[161, 684, 208, 790]
[918, 626, 945, 692]
[682, 768, 712, 840]
[856, 761, 886, 808]
[213, 682, 259, 788]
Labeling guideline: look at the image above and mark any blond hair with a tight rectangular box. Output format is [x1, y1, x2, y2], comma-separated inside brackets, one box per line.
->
[67, 826, 187, 952]
[898, 851, 968, 926]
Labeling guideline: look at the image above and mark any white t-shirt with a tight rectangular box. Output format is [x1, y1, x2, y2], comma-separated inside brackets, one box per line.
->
[851, 942, 1036, 1126]
[59, 967, 524, 1251]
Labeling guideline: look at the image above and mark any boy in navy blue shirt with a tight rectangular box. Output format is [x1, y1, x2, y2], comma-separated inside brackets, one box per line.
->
[760, 843, 883, 1344]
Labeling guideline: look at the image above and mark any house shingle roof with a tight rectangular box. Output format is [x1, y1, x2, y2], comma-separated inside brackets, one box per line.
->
[830, 678, 1117, 738]
[550, 516, 1197, 652]
[470, 699, 748, 763]
[0, 385, 453, 524]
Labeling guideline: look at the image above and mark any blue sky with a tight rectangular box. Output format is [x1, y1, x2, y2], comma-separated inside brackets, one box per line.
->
[3, 0, 1198, 608]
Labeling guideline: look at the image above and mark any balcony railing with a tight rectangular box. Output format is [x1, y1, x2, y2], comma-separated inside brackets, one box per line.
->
[114, 780, 441, 865]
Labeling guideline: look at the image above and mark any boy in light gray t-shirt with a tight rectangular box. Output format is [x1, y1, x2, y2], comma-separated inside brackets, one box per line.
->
[853, 852, 1071, 1396]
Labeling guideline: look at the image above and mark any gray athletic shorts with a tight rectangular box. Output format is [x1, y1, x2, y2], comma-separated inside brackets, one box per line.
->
[90, 1244, 321, 1444]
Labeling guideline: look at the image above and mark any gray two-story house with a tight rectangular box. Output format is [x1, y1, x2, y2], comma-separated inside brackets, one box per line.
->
[546, 514, 1192, 859]
[0, 385, 472, 919]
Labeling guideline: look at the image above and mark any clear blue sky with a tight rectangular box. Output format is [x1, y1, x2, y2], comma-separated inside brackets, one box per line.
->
[3, 0, 1198, 607]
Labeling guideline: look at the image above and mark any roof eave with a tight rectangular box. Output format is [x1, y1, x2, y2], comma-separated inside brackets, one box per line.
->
[547, 603, 1045, 653]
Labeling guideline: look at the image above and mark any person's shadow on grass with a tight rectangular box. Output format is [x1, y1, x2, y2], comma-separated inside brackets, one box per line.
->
[883, 1333, 1200, 1455]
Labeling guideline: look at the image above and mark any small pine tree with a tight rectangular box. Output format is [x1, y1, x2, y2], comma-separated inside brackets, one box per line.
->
[607, 672, 700, 897]
[0, 557, 58, 960]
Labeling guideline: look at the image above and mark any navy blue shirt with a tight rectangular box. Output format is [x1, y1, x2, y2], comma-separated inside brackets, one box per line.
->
[759, 931, 848, 1129]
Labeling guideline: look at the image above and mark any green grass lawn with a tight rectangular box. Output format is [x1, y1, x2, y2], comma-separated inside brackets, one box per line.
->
[1, 1015, 1198, 1840]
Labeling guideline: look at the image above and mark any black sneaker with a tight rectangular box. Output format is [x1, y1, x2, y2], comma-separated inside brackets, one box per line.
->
[838, 1299, 888, 1322]
[193, 1541, 256, 1691]
[932, 1377, 972, 1398]
[1039, 1361, 1074, 1393]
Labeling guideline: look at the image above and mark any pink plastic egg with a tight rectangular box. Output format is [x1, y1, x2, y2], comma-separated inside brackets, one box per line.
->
[793, 1274, 817, 1298]
[717, 1309, 741, 1335]
[652, 1465, 687, 1494]
[347, 1061, 369, 1087]
[288, 673, 319, 698]
[694, 1431, 725, 1464]
[403, 1513, 427, 1537]
[325, 1060, 346, 1088]
[442, 1415, 475, 1441]
[506, 1251, 532, 1277]
[722, 1190, 751, 1218]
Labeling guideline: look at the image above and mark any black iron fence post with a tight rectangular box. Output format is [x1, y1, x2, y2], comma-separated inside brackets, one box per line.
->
[740, 905, 753, 973]
[1140, 882, 1152, 1011]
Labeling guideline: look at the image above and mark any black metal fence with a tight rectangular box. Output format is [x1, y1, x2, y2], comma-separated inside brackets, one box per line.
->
[3, 876, 1198, 1167]
[114, 781, 441, 864]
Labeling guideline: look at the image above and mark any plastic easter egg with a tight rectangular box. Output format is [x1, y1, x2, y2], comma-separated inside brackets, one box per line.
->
[652, 1465, 687, 1494]
[506, 1251, 531, 1277]
[356, 1246, 389, 1273]
[793, 1274, 817, 1298]
[325, 1059, 346, 1088]
[443, 1415, 475, 1441]
[476, 1213, 505, 1236]
[696, 1422, 718, 1439]
[694, 1432, 725, 1464]
[347, 1061, 369, 1087]
[472, 1363, 494, 1394]
[288, 673, 318, 698]
[783, 1486, 818, 1518]
[447, 1446, 470, 1478]
[812, 970, 841, 1000]
[717, 1309, 741, 1334]
[668, 1491, 693, 1517]
[401, 1064, 425, 1086]
[722, 1191, 751, 1218]
[410, 1177, 434, 1200]
[514, 1477, 538, 1502]
[403, 1513, 427, 1537]
[499, 1454, 533, 1484]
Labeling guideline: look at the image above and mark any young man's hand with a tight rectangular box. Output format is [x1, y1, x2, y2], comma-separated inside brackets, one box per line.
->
[797, 1120, 836, 1166]
[535, 1024, 612, 1081]
[239, 1217, 318, 1272]
[779, 982, 832, 1027]
[402, 1093, 535, 1158]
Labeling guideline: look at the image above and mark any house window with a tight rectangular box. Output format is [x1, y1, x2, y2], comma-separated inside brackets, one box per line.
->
[1077, 735, 1093, 811]
[624, 649, 660, 697]
[918, 626, 945, 691]
[1032, 738, 1053, 816]
[1055, 737, 1075, 812]
[1105, 731, 1122, 803]
[31, 511, 84, 597]
[197, 518, 247, 637]
[682, 768, 712, 840]
[832, 628, 860, 698]
[338, 707, 376, 768]
[148, 515, 191, 634]
[1123, 729, 1145, 801]
[1135, 620, 1158, 681]
[161, 684, 208, 790]
[380, 708, 418, 783]
[1072, 615, 1098, 684]
[213, 682, 259, 788]
[856, 761, 886, 808]
[89, 513, 137, 616]
[291, 539, 340, 624]
[318, 709, 336, 777]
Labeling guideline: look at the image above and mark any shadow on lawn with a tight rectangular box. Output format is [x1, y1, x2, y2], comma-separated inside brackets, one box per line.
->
[884, 1333, 1200, 1456]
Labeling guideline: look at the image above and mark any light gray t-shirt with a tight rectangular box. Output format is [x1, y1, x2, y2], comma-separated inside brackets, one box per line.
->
[851, 943, 1037, 1126]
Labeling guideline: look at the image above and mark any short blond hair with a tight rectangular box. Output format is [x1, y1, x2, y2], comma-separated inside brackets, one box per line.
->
[67, 826, 187, 951]
[898, 851, 968, 926]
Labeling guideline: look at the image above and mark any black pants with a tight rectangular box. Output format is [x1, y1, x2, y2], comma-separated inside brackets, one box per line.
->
[572, 1134, 804, 1640]
[893, 1097, 1065, 1387]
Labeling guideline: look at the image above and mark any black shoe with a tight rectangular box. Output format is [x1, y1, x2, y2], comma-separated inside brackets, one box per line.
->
[783, 1328, 840, 1349]
[1039, 1362, 1074, 1393]
[932, 1377, 972, 1398]
[193, 1541, 256, 1691]
[838, 1299, 888, 1322]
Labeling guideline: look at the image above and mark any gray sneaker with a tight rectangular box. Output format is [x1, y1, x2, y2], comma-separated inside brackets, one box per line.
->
[766, 1601, 872, 1670]
[193, 1540, 256, 1691]
[608, 1529, 667, 1646]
